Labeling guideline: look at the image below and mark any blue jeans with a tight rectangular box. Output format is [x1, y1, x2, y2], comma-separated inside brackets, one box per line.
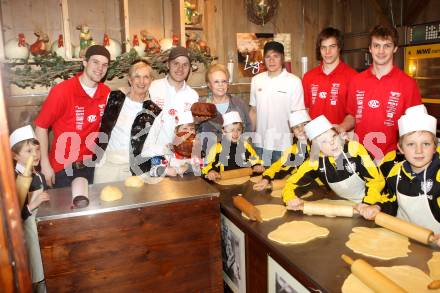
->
[255, 147, 282, 166]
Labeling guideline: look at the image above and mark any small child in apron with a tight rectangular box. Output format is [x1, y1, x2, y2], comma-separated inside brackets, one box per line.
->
[358, 105, 440, 242]
[203, 111, 265, 181]
[282, 115, 385, 210]
[253, 110, 311, 191]
[10, 125, 49, 284]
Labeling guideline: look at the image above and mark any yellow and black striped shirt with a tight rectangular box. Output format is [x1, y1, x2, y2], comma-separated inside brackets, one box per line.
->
[202, 141, 263, 174]
[282, 140, 386, 204]
[262, 141, 309, 181]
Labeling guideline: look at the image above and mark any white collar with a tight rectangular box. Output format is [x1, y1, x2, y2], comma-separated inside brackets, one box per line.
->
[15, 162, 26, 174]
[166, 76, 187, 92]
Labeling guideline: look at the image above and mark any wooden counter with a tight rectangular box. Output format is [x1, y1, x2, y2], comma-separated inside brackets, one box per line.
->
[216, 180, 438, 293]
[37, 176, 223, 293]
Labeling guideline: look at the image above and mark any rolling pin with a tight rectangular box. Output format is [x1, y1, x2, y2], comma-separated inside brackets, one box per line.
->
[341, 254, 407, 293]
[270, 178, 287, 191]
[374, 212, 434, 245]
[221, 168, 253, 180]
[287, 201, 355, 217]
[232, 194, 263, 222]
[15, 155, 34, 208]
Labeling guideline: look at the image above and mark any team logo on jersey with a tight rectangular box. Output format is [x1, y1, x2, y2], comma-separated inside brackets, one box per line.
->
[345, 162, 356, 174]
[368, 100, 380, 108]
[87, 114, 97, 123]
[421, 179, 433, 195]
[168, 108, 177, 116]
[319, 91, 327, 99]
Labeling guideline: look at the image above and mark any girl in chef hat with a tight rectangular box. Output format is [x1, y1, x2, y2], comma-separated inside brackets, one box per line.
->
[10, 125, 49, 285]
[203, 111, 264, 181]
[253, 109, 312, 191]
[358, 105, 440, 242]
[282, 115, 386, 210]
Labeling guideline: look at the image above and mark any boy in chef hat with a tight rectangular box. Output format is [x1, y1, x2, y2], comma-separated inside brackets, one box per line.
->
[203, 111, 265, 181]
[358, 106, 440, 241]
[10, 125, 49, 284]
[282, 115, 385, 210]
[253, 109, 312, 191]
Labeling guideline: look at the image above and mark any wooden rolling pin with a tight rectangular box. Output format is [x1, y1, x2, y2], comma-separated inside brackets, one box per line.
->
[374, 212, 434, 245]
[221, 168, 253, 180]
[15, 155, 34, 208]
[341, 254, 407, 293]
[270, 178, 287, 191]
[232, 194, 262, 222]
[302, 202, 355, 217]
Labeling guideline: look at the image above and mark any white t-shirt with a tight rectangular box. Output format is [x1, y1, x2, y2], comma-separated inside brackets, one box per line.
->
[249, 69, 305, 151]
[106, 97, 143, 164]
[144, 77, 199, 156]
[80, 82, 98, 98]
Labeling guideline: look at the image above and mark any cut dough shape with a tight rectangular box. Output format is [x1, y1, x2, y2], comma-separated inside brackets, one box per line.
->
[216, 176, 250, 185]
[342, 265, 440, 293]
[124, 176, 144, 188]
[428, 252, 440, 280]
[242, 204, 286, 221]
[345, 227, 410, 260]
[250, 175, 262, 183]
[100, 186, 123, 202]
[268, 220, 329, 244]
[271, 189, 282, 198]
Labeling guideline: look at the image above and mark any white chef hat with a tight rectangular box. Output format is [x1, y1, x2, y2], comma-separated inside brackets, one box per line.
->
[176, 111, 194, 127]
[289, 109, 311, 128]
[398, 112, 437, 136]
[10, 125, 36, 148]
[222, 111, 242, 127]
[405, 104, 428, 116]
[304, 115, 333, 140]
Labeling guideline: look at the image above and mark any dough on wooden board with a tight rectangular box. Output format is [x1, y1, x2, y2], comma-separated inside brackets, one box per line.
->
[216, 176, 250, 185]
[271, 189, 282, 198]
[268, 221, 329, 244]
[100, 186, 123, 202]
[124, 176, 144, 188]
[242, 204, 286, 221]
[249, 175, 262, 183]
[342, 265, 440, 293]
[345, 227, 410, 260]
[428, 252, 440, 280]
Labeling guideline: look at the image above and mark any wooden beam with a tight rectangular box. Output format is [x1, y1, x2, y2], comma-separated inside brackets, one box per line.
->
[60, 0, 73, 59]
[368, 0, 393, 27]
[120, 0, 130, 52]
[404, 0, 431, 25]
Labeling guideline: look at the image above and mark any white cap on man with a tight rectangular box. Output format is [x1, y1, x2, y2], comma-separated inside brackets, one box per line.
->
[398, 112, 437, 136]
[176, 111, 194, 127]
[222, 111, 242, 127]
[10, 125, 36, 148]
[304, 115, 333, 140]
[289, 110, 311, 128]
[405, 104, 428, 116]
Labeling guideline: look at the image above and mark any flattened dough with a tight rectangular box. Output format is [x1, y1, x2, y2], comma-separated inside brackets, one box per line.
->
[100, 186, 123, 202]
[345, 227, 410, 260]
[428, 252, 440, 280]
[342, 265, 440, 293]
[271, 189, 282, 198]
[216, 176, 250, 185]
[124, 176, 144, 188]
[268, 221, 329, 244]
[250, 175, 262, 183]
[242, 204, 286, 221]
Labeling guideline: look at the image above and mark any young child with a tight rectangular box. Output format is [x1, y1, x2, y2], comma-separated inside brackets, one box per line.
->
[253, 109, 311, 191]
[358, 106, 440, 239]
[10, 125, 49, 284]
[148, 111, 201, 177]
[282, 115, 386, 210]
[203, 111, 265, 181]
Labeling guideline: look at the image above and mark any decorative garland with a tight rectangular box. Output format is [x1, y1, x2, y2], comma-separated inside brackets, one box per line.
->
[7, 48, 216, 89]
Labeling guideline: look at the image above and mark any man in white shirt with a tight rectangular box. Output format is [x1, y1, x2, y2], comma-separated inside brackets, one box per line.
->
[249, 41, 305, 165]
[145, 46, 199, 164]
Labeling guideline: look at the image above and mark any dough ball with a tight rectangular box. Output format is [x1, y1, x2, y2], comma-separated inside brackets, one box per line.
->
[124, 176, 144, 188]
[100, 186, 123, 202]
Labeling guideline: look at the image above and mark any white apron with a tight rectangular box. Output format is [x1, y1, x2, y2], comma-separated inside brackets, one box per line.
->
[323, 152, 365, 203]
[396, 166, 440, 233]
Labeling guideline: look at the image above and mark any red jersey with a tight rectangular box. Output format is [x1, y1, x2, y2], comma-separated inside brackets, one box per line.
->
[35, 73, 110, 173]
[346, 66, 422, 160]
[303, 61, 357, 124]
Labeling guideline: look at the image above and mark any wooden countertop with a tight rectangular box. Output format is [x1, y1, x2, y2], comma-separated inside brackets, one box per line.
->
[216, 180, 438, 293]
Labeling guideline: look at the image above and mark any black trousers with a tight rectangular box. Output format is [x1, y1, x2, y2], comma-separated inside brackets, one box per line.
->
[54, 166, 94, 189]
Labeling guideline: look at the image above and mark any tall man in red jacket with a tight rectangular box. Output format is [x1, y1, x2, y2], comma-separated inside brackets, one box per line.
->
[339, 25, 422, 161]
[35, 45, 111, 188]
[302, 27, 357, 125]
